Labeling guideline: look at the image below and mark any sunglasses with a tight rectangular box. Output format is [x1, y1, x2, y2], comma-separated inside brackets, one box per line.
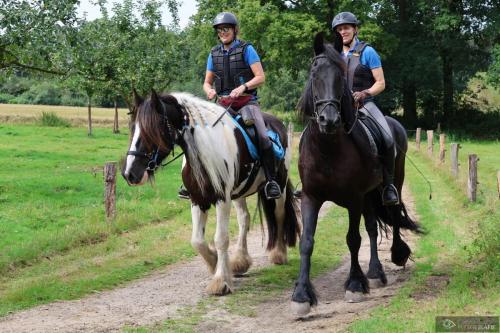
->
[216, 26, 232, 34]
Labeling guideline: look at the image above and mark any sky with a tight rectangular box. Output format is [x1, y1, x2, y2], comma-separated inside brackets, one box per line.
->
[77, 0, 198, 29]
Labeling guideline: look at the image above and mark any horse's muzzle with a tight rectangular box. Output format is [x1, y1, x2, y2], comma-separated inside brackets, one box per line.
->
[318, 117, 340, 135]
[122, 169, 148, 186]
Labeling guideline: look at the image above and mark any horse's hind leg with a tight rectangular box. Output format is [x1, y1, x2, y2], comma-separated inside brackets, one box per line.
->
[191, 205, 217, 274]
[363, 204, 387, 288]
[269, 194, 288, 265]
[206, 200, 233, 295]
[230, 198, 252, 275]
[345, 206, 369, 302]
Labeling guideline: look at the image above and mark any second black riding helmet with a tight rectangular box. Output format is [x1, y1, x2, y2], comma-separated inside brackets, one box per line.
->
[331, 11, 359, 30]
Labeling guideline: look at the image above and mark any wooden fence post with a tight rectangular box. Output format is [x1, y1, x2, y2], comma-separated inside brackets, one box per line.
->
[439, 134, 446, 163]
[427, 130, 434, 156]
[416, 128, 421, 150]
[104, 162, 117, 221]
[287, 122, 294, 161]
[437, 122, 441, 134]
[497, 170, 500, 199]
[467, 154, 478, 202]
[450, 143, 460, 178]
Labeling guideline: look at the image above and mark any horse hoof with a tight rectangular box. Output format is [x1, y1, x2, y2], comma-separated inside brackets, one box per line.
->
[269, 249, 288, 265]
[206, 277, 233, 296]
[368, 278, 386, 289]
[291, 301, 311, 317]
[345, 290, 366, 303]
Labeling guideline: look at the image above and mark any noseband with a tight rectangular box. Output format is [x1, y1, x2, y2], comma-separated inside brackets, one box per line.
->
[127, 99, 185, 171]
[311, 55, 343, 122]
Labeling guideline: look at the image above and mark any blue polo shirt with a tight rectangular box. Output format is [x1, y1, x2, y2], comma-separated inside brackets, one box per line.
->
[206, 40, 261, 72]
[342, 38, 382, 69]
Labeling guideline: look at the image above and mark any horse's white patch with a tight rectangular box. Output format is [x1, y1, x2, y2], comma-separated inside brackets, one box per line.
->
[124, 123, 141, 177]
[172, 92, 239, 196]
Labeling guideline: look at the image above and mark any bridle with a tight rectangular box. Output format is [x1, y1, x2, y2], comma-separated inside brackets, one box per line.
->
[310, 55, 343, 123]
[127, 98, 186, 172]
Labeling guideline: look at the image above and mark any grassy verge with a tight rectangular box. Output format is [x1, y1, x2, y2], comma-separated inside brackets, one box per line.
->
[348, 148, 499, 333]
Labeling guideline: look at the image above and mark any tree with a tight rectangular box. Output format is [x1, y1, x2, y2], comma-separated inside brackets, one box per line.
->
[0, 0, 79, 74]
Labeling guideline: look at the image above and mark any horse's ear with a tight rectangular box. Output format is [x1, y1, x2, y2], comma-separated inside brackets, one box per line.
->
[133, 88, 144, 106]
[333, 31, 343, 54]
[150, 89, 161, 113]
[314, 32, 325, 56]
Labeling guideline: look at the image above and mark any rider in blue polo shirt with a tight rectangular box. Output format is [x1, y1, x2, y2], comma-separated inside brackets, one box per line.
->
[179, 12, 281, 200]
[332, 12, 399, 206]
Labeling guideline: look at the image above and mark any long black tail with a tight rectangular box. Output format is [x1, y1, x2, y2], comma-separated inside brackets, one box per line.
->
[367, 189, 423, 234]
[259, 180, 301, 250]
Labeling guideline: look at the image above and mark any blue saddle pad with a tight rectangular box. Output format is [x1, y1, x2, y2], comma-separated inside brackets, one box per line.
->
[230, 115, 285, 161]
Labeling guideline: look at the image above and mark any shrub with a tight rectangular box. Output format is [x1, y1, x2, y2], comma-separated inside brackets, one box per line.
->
[38, 112, 71, 127]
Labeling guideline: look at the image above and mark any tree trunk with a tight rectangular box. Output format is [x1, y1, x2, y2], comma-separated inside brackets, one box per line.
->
[402, 81, 417, 127]
[396, 0, 417, 127]
[113, 98, 119, 134]
[442, 51, 454, 124]
[87, 95, 92, 137]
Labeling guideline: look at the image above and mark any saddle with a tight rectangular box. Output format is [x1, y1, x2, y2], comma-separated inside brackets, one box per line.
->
[356, 105, 384, 156]
[227, 106, 285, 161]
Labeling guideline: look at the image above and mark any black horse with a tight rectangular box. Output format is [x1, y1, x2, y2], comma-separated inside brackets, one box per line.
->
[291, 33, 421, 316]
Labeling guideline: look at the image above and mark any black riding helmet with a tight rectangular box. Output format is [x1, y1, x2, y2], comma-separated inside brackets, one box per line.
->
[331, 12, 359, 30]
[212, 12, 238, 28]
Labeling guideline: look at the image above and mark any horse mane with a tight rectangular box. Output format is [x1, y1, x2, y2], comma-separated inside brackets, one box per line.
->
[297, 43, 347, 123]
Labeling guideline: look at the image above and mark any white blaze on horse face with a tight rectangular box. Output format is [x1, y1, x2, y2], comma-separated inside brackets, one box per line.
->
[124, 122, 141, 177]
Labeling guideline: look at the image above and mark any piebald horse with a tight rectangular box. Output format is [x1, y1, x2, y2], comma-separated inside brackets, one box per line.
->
[122, 90, 300, 295]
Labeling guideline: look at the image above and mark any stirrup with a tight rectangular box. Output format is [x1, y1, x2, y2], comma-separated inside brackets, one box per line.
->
[178, 186, 190, 200]
[382, 184, 399, 206]
[264, 180, 281, 200]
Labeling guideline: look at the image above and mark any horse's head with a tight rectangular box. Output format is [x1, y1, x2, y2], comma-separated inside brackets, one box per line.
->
[301, 32, 346, 135]
[122, 89, 185, 185]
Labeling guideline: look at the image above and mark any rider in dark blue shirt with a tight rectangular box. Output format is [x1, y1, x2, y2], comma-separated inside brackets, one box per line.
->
[332, 12, 399, 206]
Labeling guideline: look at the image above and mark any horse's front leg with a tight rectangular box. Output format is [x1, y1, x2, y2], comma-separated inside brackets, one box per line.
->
[230, 198, 252, 275]
[206, 199, 233, 295]
[191, 204, 217, 274]
[345, 205, 369, 302]
[291, 194, 321, 316]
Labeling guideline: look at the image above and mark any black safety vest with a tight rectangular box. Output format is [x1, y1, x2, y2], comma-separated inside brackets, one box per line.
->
[345, 42, 376, 93]
[211, 41, 256, 95]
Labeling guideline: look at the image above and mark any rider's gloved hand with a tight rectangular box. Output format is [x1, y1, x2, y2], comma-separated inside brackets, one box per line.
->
[352, 90, 371, 104]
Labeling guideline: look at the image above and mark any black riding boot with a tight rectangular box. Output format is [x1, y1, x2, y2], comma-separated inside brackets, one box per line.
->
[382, 149, 399, 206]
[261, 147, 281, 199]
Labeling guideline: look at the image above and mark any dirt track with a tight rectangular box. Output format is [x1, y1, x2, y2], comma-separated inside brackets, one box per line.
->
[0, 191, 417, 333]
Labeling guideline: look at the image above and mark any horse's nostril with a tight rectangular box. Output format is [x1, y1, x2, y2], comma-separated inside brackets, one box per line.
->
[319, 115, 326, 123]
